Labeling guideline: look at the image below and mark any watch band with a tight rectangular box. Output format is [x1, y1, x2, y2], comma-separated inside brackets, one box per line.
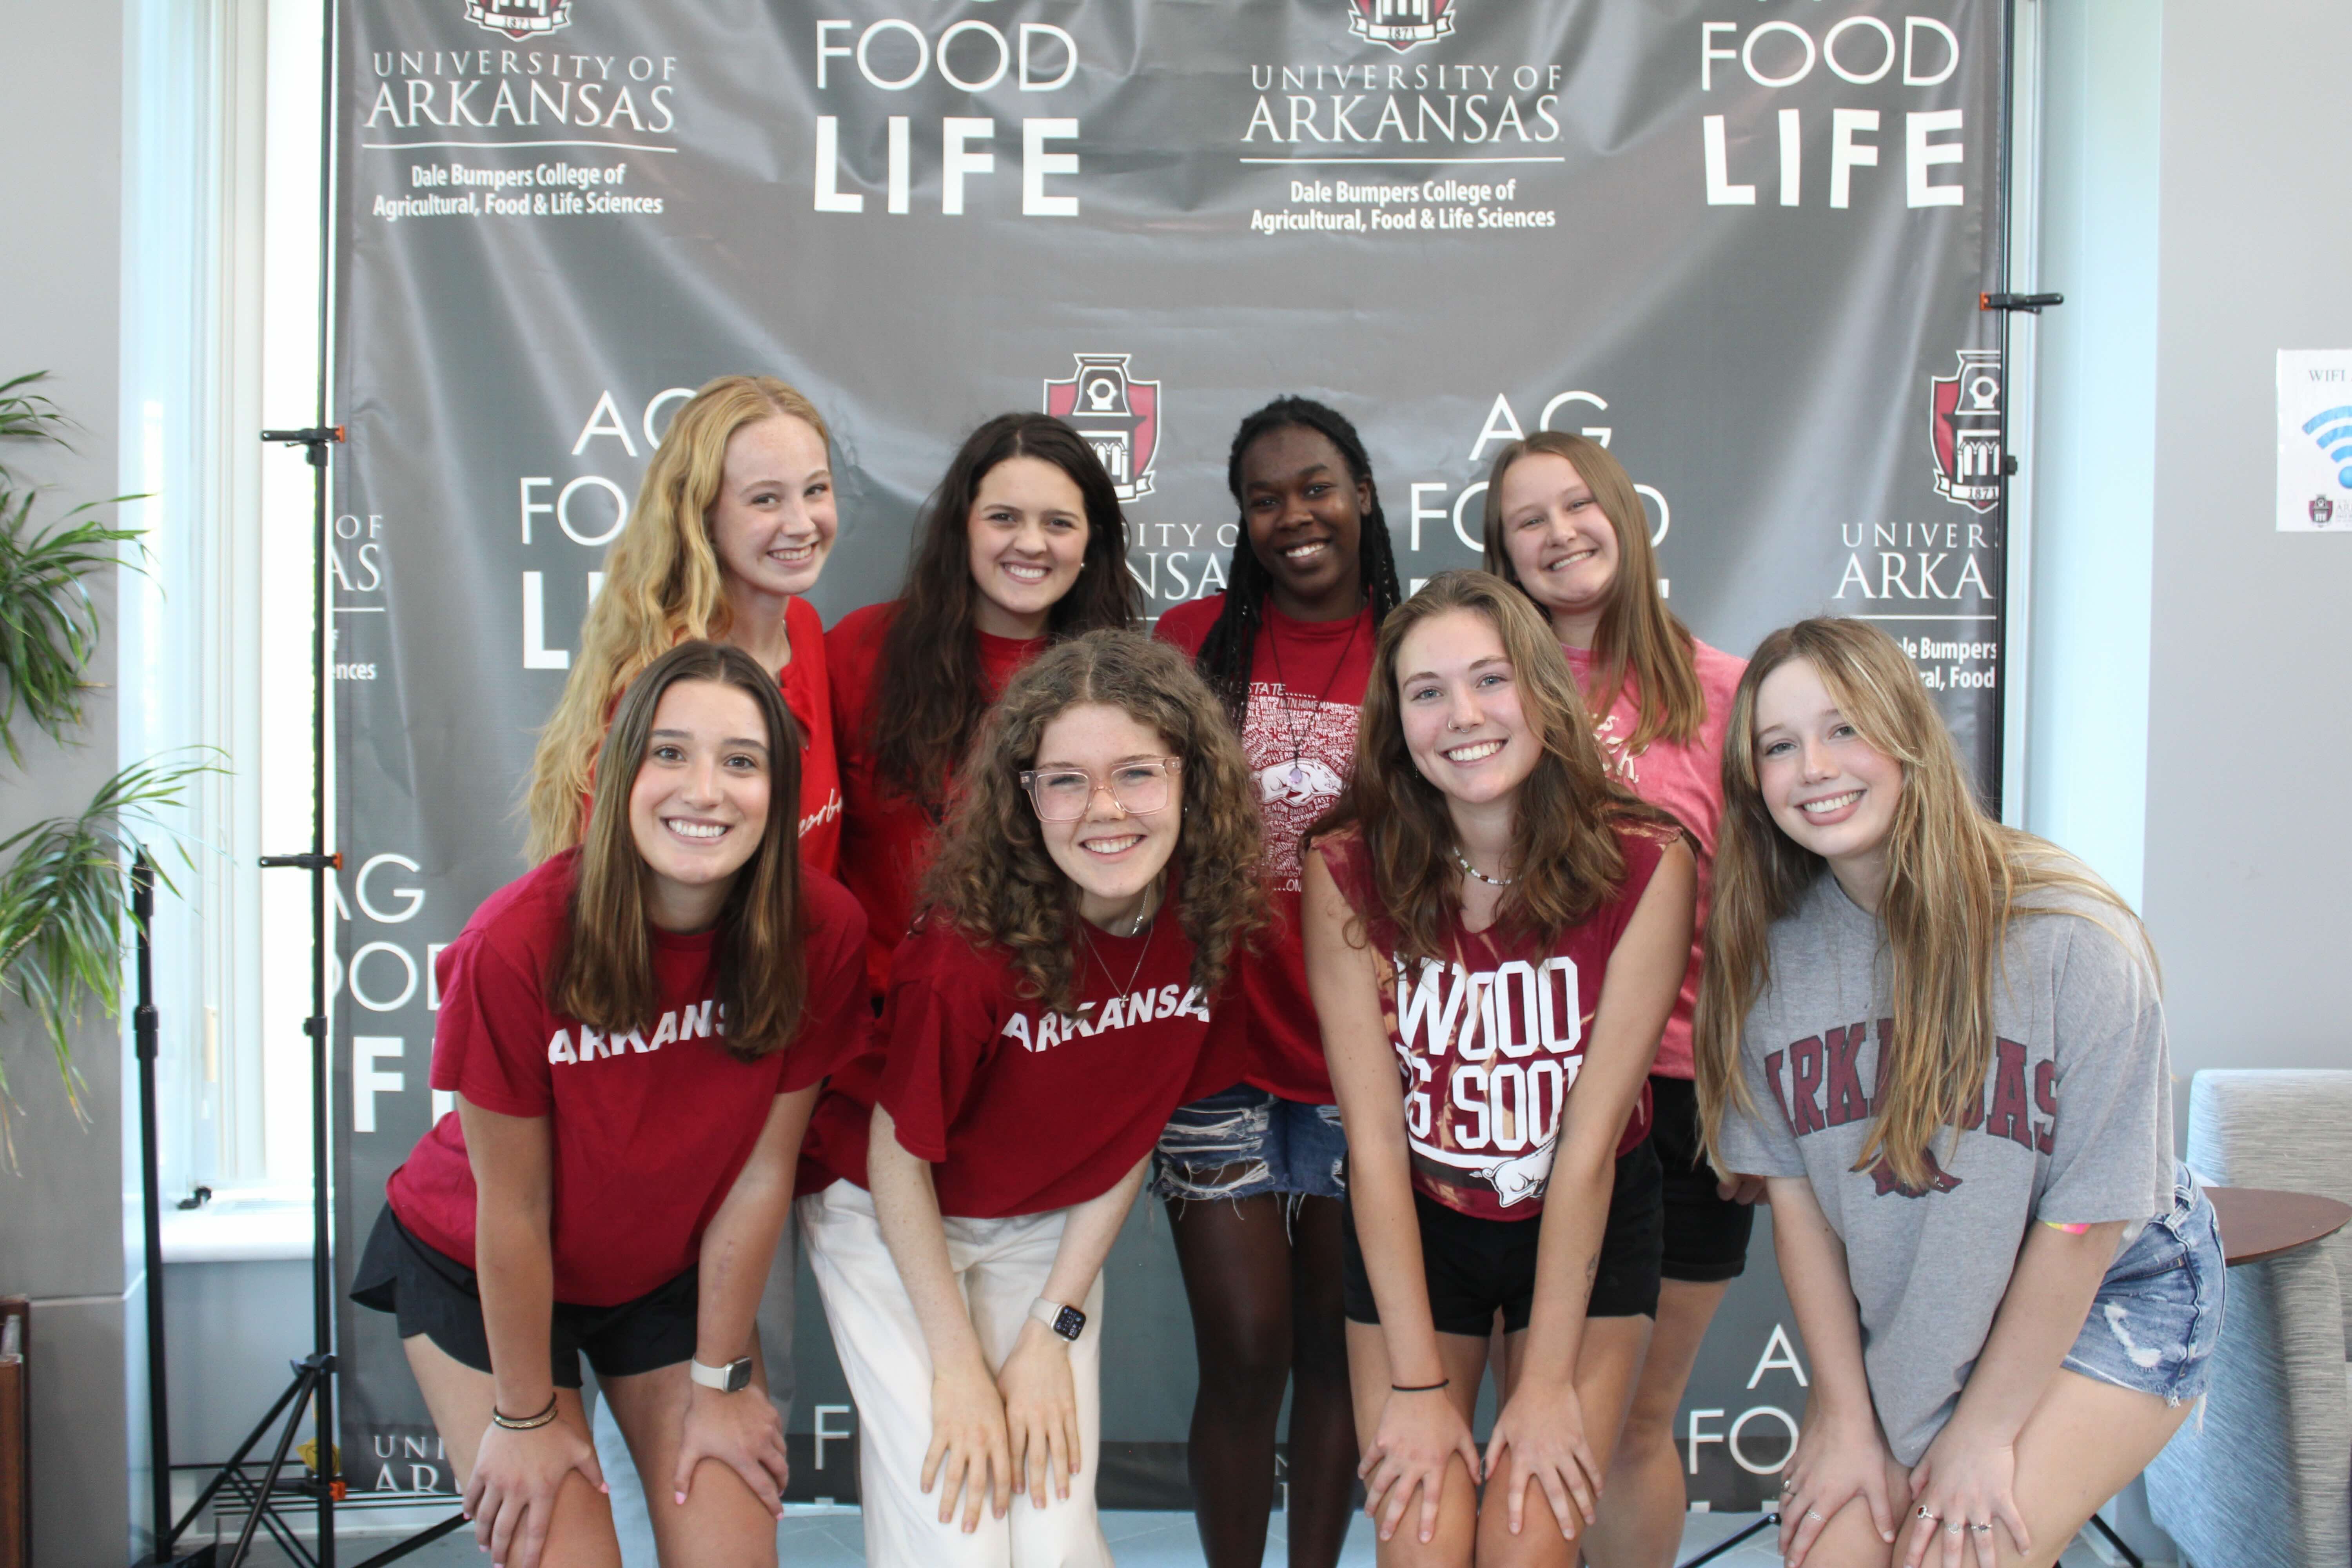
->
[689, 1356, 754, 1393]
[1029, 1296, 1086, 1342]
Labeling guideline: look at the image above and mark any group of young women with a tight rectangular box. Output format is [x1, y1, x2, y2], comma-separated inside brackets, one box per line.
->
[353, 375, 2224, 1568]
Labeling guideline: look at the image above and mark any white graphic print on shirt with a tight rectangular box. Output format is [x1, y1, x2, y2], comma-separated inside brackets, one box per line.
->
[998, 982, 1212, 1054]
[546, 998, 720, 1063]
[1244, 679, 1358, 892]
[1387, 951, 1587, 1207]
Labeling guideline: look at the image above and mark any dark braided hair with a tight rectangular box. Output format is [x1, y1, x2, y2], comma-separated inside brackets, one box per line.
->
[1191, 396, 1406, 723]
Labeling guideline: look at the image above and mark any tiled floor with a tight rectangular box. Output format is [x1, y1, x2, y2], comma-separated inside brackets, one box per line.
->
[222, 1506, 2129, 1566]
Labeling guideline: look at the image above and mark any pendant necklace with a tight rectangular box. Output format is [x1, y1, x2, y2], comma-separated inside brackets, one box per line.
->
[1263, 604, 1365, 790]
[1453, 846, 1514, 887]
[1087, 886, 1160, 1000]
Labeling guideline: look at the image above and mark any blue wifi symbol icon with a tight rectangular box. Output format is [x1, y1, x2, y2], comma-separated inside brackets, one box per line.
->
[2305, 405, 2352, 488]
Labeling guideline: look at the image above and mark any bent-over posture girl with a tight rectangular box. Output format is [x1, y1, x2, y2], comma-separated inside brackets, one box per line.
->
[829, 412, 1140, 998]
[355, 642, 869, 1568]
[1482, 432, 1755, 1566]
[799, 629, 1264, 1566]
[1154, 396, 1408, 1568]
[1697, 618, 2221, 1568]
[1303, 571, 1695, 1566]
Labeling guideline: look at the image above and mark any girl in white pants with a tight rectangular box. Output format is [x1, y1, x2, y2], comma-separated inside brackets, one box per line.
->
[798, 629, 1266, 1566]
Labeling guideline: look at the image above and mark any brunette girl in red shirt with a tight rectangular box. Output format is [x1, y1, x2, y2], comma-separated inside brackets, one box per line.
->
[1152, 396, 1406, 1568]
[1302, 572, 1695, 1566]
[797, 630, 1263, 1567]
[355, 642, 869, 1568]
[828, 413, 1141, 998]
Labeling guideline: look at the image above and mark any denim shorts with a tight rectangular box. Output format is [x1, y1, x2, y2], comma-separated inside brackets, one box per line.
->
[2058, 1162, 2226, 1406]
[1153, 1082, 1348, 1202]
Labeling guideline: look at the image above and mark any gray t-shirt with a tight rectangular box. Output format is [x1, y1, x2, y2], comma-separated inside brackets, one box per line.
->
[1715, 867, 2172, 1464]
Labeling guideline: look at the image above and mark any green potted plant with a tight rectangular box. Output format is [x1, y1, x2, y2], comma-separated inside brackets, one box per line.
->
[0, 371, 211, 1163]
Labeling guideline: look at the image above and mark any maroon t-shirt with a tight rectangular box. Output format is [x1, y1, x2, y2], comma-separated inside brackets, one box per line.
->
[1318, 825, 1668, 1221]
[385, 852, 870, 1305]
[804, 911, 1221, 1218]
[828, 601, 1047, 1000]
[1157, 594, 1374, 1104]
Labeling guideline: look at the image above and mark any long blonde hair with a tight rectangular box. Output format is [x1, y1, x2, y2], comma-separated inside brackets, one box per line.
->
[1693, 618, 2148, 1190]
[1480, 432, 1705, 751]
[921, 630, 1265, 1015]
[1307, 570, 1677, 967]
[524, 375, 831, 864]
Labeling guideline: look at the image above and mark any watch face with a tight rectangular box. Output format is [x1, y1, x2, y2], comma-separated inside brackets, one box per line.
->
[724, 1356, 754, 1393]
[1051, 1306, 1085, 1341]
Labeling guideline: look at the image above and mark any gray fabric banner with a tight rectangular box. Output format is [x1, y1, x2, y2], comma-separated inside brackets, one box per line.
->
[331, 0, 2006, 1512]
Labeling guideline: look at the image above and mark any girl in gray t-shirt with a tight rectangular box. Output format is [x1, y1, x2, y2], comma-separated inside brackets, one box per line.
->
[1695, 619, 2222, 1568]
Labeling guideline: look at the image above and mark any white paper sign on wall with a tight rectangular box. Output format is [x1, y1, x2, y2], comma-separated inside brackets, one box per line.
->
[2278, 349, 2352, 531]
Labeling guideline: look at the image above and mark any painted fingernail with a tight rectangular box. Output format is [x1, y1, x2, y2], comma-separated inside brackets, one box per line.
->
[673, 1492, 687, 1506]
[597, 1483, 610, 1495]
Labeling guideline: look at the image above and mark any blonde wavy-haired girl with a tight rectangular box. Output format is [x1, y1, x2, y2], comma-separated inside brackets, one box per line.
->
[524, 374, 845, 873]
[1696, 617, 2221, 1568]
[793, 629, 1263, 1568]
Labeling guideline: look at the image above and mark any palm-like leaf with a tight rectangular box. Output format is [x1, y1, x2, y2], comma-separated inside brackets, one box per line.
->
[0, 372, 71, 472]
[0, 750, 220, 1163]
[0, 493, 145, 763]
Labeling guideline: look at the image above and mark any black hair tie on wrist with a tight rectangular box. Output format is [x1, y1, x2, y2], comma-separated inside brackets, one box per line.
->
[491, 1393, 560, 1431]
[1390, 1378, 1450, 1393]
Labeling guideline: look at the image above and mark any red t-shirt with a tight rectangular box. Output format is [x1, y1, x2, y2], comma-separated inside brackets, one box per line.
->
[581, 594, 842, 878]
[1156, 595, 1374, 1105]
[828, 601, 1047, 999]
[780, 595, 844, 877]
[1318, 824, 1668, 1221]
[803, 911, 1220, 1218]
[384, 852, 871, 1306]
[1560, 639, 1742, 1080]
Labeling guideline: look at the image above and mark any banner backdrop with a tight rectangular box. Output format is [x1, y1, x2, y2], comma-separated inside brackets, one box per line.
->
[332, 0, 2008, 1513]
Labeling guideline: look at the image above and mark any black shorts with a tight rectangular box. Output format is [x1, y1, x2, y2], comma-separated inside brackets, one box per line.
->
[1339, 1140, 1664, 1335]
[1651, 1074, 1756, 1284]
[349, 1205, 699, 1389]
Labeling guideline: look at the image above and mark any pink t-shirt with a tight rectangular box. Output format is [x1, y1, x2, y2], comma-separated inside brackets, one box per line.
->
[1561, 637, 1744, 1080]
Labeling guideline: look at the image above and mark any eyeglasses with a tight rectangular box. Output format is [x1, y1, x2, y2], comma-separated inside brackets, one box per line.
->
[1018, 757, 1184, 821]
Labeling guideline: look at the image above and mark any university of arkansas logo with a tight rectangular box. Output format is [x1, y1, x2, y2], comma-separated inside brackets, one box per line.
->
[464, 0, 572, 39]
[2311, 495, 2338, 528]
[1044, 354, 1161, 502]
[1930, 349, 2004, 513]
[1348, 0, 1457, 52]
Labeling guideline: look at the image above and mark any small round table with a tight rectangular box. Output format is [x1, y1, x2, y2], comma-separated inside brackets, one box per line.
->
[2203, 1185, 2352, 1265]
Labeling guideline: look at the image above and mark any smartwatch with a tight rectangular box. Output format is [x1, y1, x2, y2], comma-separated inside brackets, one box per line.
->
[689, 1356, 755, 1394]
[1029, 1297, 1086, 1342]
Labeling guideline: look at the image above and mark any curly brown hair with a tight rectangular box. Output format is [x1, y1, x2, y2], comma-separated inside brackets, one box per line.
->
[1308, 570, 1678, 967]
[921, 629, 1265, 1014]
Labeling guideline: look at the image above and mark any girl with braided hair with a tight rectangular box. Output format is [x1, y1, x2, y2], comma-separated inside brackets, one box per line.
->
[1152, 396, 1406, 1568]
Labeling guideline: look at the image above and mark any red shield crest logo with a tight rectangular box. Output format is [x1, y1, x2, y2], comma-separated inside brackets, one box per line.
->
[1348, 0, 1457, 53]
[1044, 355, 1161, 503]
[465, 0, 572, 40]
[2312, 495, 2338, 528]
[1930, 349, 2003, 513]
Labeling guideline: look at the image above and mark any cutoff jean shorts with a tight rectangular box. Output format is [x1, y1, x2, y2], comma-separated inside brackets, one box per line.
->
[2057, 1161, 2227, 1406]
[1152, 1081, 1348, 1203]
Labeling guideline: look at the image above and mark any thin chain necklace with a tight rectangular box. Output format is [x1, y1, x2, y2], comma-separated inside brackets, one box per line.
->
[1262, 602, 1365, 789]
[1086, 892, 1159, 1000]
[1453, 845, 1514, 887]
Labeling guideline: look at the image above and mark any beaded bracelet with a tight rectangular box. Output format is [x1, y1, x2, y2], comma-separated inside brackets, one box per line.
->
[492, 1393, 560, 1431]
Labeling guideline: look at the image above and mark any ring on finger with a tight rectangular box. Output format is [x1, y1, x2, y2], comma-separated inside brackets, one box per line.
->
[1915, 1504, 1939, 1522]
[1968, 1523, 1993, 1534]
[1806, 1509, 1824, 1522]
[1945, 1520, 1968, 1535]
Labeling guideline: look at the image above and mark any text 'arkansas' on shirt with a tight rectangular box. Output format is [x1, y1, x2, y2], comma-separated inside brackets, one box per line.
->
[546, 998, 721, 1063]
[1000, 984, 1212, 1053]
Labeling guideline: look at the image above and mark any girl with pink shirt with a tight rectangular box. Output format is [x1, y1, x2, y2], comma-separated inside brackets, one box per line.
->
[1481, 432, 1753, 1567]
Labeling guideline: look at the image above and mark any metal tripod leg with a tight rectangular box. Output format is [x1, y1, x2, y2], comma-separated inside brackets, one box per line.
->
[223, 1359, 323, 1568]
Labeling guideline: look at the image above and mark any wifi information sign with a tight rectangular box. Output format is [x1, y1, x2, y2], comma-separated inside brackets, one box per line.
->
[2279, 348, 2352, 530]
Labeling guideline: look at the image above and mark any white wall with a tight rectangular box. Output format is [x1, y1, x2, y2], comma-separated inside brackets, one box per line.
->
[0, 0, 135, 1560]
[2140, 3, 2352, 1084]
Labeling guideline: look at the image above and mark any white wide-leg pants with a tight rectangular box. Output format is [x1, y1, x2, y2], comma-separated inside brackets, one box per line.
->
[799, 1181, 1110, 1568]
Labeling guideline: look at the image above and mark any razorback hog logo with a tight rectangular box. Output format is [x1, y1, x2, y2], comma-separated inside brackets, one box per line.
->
[1866, 1149, 1964, 1199]
[1348, 0, 1457, 52]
